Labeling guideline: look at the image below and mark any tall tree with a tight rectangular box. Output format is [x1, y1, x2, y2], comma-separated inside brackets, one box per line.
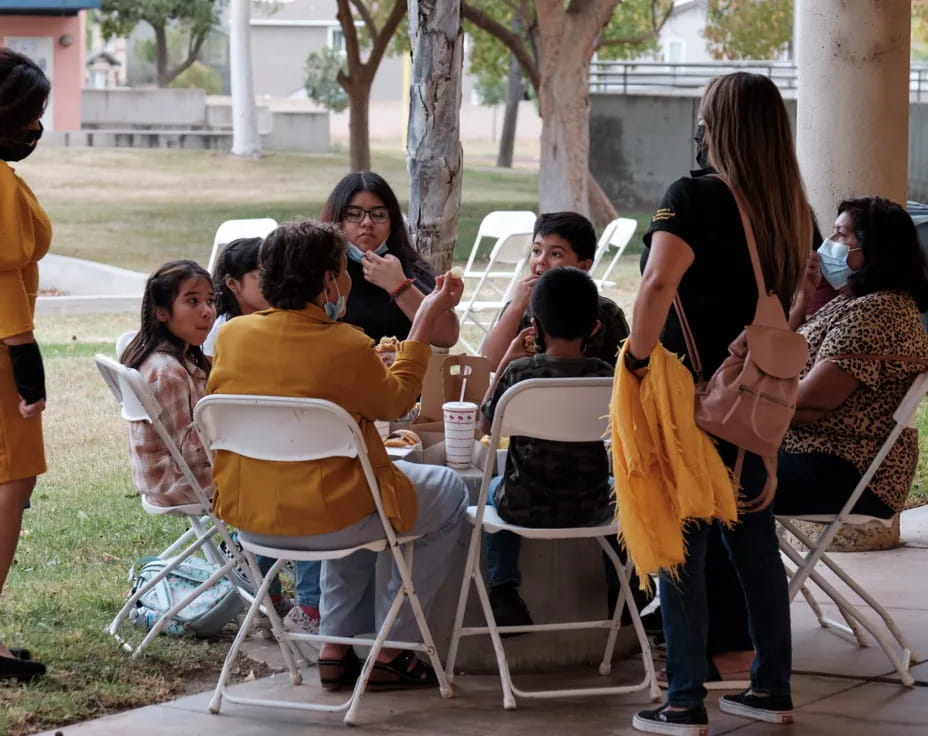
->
[335, 0, 407, 171]
[462, 0, 673, 223]
[99, 0, 224, 88]
[702, 0, 793, 60]
[406, 0, 463, 273]
[229, 0, 261, 156]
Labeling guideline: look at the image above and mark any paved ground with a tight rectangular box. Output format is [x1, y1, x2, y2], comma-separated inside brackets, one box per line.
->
[37, 508, 928, 736]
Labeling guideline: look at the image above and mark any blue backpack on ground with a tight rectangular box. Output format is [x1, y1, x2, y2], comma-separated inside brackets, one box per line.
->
[128, 555, 242, 637]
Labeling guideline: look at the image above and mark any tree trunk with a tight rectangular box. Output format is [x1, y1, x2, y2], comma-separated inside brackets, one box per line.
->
[537, 45, 593, 215]
[154, 24, 169, 88]
[497, 47, 521, 168]
[229, 0, 261, 156]
[406, 0, 464, 272]
[347, 78, 372, 171]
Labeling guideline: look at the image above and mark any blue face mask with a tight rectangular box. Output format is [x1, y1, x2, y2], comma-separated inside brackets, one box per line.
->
[324, 282, 346, 321]
[817, 239, 859, 290]
[346, 241, 389, 263]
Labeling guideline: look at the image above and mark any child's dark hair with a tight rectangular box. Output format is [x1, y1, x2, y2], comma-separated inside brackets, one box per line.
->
[530, 267, 599, 347]
[320, 171, 423, 265]
[259, 219, 346, 310]
[121, 260, 213, 373]
[534, 211, 597, 262]
[213, 237, 263, 318]
[0, 48, 50, 145]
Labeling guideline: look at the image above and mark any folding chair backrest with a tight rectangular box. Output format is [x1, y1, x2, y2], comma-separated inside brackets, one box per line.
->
[194, 394, 362, 463]
[115, 330, 138, 361]
[462, 210, 536, 274]
[893, 371, 928, 428]
[193, 394, 397, 543]
[207, 218, 278, 273]
[488, 231, 534, 266]
[592, 217, 637, 276]
[492, 377, 613, 443]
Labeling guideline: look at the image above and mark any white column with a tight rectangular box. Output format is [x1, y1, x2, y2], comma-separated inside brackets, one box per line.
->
[796, 0, 911, 229]
[230, 0, 261, 157]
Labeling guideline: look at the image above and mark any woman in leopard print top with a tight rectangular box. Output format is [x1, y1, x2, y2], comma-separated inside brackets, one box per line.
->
[779, 196, 928, 517]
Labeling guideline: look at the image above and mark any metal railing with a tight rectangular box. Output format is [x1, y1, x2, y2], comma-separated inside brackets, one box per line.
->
[590, 60, 928, 100]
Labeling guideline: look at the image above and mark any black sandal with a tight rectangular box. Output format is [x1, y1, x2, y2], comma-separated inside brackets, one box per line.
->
[318, 648, 361, 692]
[368, 650, 437, 690]
[9, 648, 30, 661]
[0, 654, 46, 684]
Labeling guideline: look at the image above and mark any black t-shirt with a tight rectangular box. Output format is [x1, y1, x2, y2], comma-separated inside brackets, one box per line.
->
[642, 170, 757, 377]
[342, 253, 436, 342]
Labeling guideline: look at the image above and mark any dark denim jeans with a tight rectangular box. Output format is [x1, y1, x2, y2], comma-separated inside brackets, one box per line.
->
[485, 476, 522, 587]
[661, 444, 791, 708]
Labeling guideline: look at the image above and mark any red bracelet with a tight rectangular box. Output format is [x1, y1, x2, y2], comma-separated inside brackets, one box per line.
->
[389, 278, 416, 299]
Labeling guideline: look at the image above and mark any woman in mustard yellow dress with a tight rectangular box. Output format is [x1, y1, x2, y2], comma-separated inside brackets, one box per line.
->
[0, 48, 52, 683]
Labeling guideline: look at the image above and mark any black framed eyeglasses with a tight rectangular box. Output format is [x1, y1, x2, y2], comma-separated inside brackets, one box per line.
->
[344, 206, 390, 224]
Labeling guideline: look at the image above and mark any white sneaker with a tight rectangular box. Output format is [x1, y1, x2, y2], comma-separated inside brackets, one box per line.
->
[283, 606, 321, 661]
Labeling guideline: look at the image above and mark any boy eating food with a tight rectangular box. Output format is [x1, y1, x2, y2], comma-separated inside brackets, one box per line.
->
[482, 212, 629, 371]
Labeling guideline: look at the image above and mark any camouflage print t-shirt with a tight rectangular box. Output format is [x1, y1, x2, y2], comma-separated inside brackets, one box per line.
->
[480, 354, 614, 527]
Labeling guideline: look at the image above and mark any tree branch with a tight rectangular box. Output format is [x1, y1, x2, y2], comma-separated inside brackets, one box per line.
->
[461, 2, 540, 94]
[363, 0, 405, 73]
[595, 0, 673, 50]
[348, 0, 377, 38]
[336, 0, 363, 72]
[166, 29, 207, 84]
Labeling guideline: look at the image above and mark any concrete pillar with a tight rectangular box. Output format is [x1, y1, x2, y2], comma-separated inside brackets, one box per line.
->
[796, 0, 911, 229]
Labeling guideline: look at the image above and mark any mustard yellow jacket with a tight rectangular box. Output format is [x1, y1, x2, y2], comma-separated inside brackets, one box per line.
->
[611, 342, 737, 588]
[206, 304, 430, 535]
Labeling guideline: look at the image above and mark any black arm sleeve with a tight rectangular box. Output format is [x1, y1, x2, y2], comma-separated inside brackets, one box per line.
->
[8, 341, 46, 404]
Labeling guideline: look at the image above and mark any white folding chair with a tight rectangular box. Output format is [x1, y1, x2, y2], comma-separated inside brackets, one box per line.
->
[445, 377, 659, 709]
[94, 354, 243, 657]
[591, 217, 637, 289]
[115, 330, 137, 361]
[456, 231, 535, 354]
[777, 370, 928, 688]
[207, 218, 278, 273]
[194, 394, 453, 725]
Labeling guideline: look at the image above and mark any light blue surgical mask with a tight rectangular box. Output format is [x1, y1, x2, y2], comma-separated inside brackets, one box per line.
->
[817, 239, 860, 290]
[346, 241, 389, 263]
[324, 282, 346, 321]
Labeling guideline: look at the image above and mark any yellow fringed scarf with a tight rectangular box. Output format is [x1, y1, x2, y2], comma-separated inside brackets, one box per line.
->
[611, 342, 738, 590]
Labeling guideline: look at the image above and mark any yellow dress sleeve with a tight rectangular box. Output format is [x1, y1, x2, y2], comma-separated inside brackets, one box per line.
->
[0, 162, 51, 339]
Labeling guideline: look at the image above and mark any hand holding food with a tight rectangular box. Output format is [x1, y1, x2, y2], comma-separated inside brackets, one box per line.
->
[421, 270, 464, 315]
[374, 335, 399, 366]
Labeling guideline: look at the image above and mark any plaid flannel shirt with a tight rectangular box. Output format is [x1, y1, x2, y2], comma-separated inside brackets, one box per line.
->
[127, 350, 212, 507]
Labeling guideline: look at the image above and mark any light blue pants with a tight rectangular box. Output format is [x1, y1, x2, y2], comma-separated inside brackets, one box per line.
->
[257, 557, 321, 608]
[242, 461, 467, 642]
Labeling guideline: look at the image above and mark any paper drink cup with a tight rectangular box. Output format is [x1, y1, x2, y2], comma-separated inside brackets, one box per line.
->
[443, 401, 478, 467]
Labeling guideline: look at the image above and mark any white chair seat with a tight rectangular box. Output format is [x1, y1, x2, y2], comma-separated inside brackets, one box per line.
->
[140, 497, 210, 517]
[239, 533, 424, 561]
[471, 505, 618, 539]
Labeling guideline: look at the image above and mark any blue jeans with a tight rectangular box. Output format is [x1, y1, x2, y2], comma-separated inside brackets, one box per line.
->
[485, 476, 521, 587]
[661, 444, 792, 708]
[257, 557, 321, 608]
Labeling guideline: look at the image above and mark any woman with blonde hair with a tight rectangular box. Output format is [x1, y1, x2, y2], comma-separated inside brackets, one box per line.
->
[627, 73, 811, 734]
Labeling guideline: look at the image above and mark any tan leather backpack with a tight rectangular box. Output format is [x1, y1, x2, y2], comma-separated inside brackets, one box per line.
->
[673, 179, 808, 509]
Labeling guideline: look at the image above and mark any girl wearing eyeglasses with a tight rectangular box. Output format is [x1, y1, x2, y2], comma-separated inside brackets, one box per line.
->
[321, 172, 459, 347]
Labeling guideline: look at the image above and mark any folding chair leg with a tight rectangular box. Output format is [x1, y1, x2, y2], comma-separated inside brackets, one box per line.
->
[445, 524, 484, 683]
[472, 571, 517, 710]
[599, 538, 660, 701]
[209, 555, 301, 714]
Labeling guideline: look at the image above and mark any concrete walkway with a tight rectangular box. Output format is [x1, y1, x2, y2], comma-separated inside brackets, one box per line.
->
[37, 508, 928, 736]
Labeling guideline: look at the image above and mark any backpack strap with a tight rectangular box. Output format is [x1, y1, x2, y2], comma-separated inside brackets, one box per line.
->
[671, 174, 771, 381]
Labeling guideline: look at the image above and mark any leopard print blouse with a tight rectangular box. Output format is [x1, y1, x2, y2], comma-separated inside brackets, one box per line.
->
[782, 291, 928, 511]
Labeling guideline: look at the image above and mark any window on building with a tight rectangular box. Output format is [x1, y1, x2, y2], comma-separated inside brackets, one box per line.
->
[665, 39, 685, 64]
[329, 27, 346, 54]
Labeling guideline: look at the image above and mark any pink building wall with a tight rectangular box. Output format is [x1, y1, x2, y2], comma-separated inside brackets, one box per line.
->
[1, 13, 86, 131]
